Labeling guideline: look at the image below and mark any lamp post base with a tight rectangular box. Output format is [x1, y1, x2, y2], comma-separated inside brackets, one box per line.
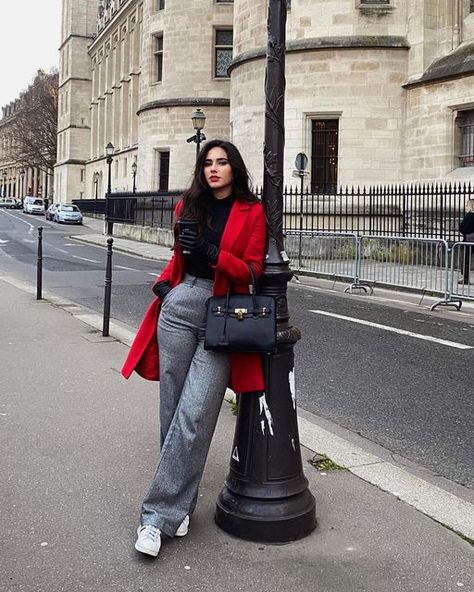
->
[215, 348, 316, 544]
[215, 487, 315, 543]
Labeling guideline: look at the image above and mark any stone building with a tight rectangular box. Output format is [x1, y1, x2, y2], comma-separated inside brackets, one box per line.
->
[56, 0, 233, 202]
[54, 0, 474, 201]
[0, 100, 51, 201]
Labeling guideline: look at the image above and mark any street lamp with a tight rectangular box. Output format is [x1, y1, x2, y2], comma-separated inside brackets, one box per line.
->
[186, 108, 206, 161]
[105, 142, 114, 235]
[214, 0, 316, 543]
[20, 169, 25, 205]
[131, 160, 137, 194]
[93, 171, 100, 200]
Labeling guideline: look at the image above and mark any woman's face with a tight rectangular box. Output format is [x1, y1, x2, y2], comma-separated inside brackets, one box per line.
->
[204, 146, 233, 198]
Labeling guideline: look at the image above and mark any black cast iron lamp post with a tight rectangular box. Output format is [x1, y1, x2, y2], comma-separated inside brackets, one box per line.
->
[131, 161, 137, 194]
[214, 0, 316, 543]
[187, 108, 206, 161]
[105, 142, 114, 235]
[94, 171, 100, 200]
[19, 169, 25, 205]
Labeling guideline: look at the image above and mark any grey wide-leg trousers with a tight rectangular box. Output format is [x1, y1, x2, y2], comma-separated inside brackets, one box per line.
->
[140, 275, 230, 537]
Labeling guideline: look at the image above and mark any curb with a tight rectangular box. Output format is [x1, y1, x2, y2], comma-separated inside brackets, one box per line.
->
[1, 273, 473, 543]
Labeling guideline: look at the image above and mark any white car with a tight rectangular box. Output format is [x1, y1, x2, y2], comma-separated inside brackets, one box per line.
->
[54, 204, 83, 225]
[23, 197, 45, 215]
[45, 203, 60, 221]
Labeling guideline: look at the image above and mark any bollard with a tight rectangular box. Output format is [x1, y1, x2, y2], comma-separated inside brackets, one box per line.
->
[37, 227, 43, 300]
[102, 238, 114, 337]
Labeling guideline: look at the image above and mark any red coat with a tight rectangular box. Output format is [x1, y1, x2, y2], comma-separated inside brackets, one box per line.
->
[121, 198, 267, 393]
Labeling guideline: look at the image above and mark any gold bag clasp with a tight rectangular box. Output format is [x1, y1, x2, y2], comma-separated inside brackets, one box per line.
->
[234, 308, 247, 320]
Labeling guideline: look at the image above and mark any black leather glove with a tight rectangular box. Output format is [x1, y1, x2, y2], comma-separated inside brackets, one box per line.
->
[152, 280, 172, 301]
[179, 229, 219, 263]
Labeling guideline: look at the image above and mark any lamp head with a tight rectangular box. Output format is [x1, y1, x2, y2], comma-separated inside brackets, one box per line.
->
[131, 161, 137, 174]
[191, 108, 206, 132]
[105, 142, 114, 157]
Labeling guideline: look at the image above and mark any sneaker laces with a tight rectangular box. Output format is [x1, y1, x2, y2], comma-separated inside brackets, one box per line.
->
[139, 525, 160, 543]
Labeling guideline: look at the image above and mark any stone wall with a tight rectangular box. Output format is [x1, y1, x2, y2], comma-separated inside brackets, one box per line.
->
[403, 75, 474, 181]
[231, 46, 408, 187]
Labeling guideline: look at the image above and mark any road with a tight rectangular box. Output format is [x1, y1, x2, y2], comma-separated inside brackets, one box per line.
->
[1, 209, 473, 489]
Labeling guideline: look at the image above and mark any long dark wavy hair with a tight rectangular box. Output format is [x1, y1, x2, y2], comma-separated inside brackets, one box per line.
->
[177, 139, 259, 234]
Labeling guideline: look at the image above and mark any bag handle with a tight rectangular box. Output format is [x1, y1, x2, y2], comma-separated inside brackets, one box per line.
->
[223, 262, 259, 311]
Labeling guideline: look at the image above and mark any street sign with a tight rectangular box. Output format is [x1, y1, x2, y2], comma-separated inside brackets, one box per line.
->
[295, 152, 308, 172]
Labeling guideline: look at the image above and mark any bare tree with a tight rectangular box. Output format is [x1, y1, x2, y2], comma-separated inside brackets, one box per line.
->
[11, 69, 58, 174]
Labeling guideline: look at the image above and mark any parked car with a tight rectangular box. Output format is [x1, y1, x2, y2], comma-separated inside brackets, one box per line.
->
[45, 203, 60, 221]
[23, 196, 45, 215]
[0, 198, 21, 209]
[54, 203, 83, 225]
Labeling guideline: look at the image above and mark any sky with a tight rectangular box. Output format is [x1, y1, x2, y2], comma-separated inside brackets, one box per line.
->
[0, 0, 63, 108]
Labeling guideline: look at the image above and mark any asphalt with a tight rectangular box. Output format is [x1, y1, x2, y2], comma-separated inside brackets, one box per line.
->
[1, 217, 473, 591]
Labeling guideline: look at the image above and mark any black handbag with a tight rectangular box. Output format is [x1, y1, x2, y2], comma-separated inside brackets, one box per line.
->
[204, 264, 277, 353]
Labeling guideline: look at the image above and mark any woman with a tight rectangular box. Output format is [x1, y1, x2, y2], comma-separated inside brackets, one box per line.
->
[122, 139, 267, 557]
[459, 199, 474, 285]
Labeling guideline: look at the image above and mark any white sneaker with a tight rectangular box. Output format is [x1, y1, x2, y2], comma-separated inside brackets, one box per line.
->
[135, 524, 162, 557]
[175, 515, 190, 537]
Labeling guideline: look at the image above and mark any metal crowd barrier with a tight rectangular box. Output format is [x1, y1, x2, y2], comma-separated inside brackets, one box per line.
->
[285, 231, 358, 284]
[286, 231, 473, 311]
[357, 235, 449, 296]
[446, 241, 474, 303]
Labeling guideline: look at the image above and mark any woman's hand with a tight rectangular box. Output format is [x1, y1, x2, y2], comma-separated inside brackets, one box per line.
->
[178, 229, 219, 263]
[152, 280, 172, 301]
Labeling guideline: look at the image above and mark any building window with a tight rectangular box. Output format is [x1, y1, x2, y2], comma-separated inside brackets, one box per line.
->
[458, 110, 474, 167]
[471, 0, 474, 13]
[360, 1, 390, 4]
[215, 0, 234, 3]
[158, 151, 170, 191]
[311, 119, 339, 194]
[80, 169, 85, 182]
[156, 0, 165, 9]
[153, 34, 164, 82]
[215, 29, 233, 78]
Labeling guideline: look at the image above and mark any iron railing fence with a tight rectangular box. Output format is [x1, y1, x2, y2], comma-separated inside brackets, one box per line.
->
[76, 191, 183, 229]
[107, 191, 183, 228]
[255, 182, 471, 241]
[72, 198, 106, 217]
[76, 182, 472, 242]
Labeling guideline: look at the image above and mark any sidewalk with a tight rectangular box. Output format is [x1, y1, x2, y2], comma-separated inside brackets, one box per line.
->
[1, 277, 473, 591]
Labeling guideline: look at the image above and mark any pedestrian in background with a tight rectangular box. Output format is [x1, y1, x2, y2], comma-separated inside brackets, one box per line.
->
[459, 198, 474, 285]
[122, 139, 267, 558]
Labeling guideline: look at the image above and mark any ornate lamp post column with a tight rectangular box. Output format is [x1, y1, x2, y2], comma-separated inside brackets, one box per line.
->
[215, 0, 316, 543]
[105, 142, 114, 235]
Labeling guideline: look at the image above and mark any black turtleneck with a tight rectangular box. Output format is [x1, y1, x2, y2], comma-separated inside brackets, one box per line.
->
[185, 194, 235, 279]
